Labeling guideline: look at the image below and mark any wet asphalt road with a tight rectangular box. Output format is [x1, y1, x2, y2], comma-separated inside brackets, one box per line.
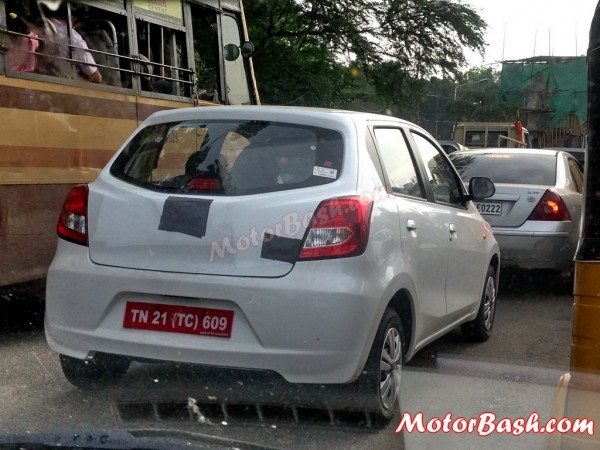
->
[0, 271, 574, 449]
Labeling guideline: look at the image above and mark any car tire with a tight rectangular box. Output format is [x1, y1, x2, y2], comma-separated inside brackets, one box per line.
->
[463, 266, 497, 342]
[358, 307, 404, 423]
[60, 354, 130, 390]
[558, 268, 574, 294]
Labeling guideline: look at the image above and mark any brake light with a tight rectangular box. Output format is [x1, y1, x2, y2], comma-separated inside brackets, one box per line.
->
[187, 177, 221, 191]
[57, 184, 89, 246]
[299, 196, 373, 260]
[527, 189, 571, 221]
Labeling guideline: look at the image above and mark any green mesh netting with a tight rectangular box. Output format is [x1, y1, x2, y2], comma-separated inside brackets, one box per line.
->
[498, 57, 587, 128]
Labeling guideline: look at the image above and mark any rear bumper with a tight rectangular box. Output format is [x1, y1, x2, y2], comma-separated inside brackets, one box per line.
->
[492, 226, 575, 271]
[45, 240, 386, 385]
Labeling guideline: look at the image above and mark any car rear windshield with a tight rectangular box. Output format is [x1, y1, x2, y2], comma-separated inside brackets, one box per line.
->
[110, 120, 344, 196]
[450, 153, 557, 185]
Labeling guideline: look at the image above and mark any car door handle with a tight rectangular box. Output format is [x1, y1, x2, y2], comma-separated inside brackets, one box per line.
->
[406, 219, 417, 231]
[448, 223, 457, 241]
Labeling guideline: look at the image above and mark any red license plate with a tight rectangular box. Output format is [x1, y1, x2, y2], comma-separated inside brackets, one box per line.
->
[123, 301, 234, 338]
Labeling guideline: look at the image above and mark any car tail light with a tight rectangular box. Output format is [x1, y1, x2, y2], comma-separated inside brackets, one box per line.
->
[57, 184, 89, 246]
[187, 177, 221, 191]
[299, 197, 373, 260]
[527, 189, 571, 221]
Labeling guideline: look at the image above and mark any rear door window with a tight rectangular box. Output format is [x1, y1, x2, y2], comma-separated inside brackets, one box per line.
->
[372, 128, 424, 198]
[110, 120, 343, 195]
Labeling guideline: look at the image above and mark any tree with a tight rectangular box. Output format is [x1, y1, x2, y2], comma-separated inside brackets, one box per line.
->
[413, 76, 456, 138]
[245, 0, 486, 107]
[411, 67, 519, 139]
[445, 67, 517, 122]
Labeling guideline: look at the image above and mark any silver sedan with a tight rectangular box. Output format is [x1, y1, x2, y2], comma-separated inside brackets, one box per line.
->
[450, 148, 583, 274]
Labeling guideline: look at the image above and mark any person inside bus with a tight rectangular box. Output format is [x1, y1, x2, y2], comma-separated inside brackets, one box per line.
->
[135, 54, 173, 94]
[5, 2, 40, 72]
[138, 54, 153, 90]
[9, 31, 40, 73]
[34, 6, 102, 84]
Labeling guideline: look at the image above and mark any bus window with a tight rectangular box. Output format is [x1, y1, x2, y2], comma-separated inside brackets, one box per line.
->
[3, 0, 127, 86]
[3, 2, 35, 71]
[189, 3, 221, 103]
[221, 14, 250, 105]
[70, 2, 129, 87]
[135, 19, 190, 96]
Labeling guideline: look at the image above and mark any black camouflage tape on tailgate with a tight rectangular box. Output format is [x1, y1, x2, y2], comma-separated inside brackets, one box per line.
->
[159, 197, 213, 239]
[261, 233, 302, 264]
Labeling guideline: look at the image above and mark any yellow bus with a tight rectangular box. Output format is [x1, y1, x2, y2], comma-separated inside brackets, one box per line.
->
[0, 0, 259, 287]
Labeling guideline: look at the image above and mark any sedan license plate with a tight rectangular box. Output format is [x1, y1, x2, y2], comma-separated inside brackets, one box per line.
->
[123, 301, 233, 338]
[475, 202, 502, 216]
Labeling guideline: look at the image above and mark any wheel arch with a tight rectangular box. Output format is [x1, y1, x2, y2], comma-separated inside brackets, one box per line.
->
[490, 252, 500, 287]
[386, 288, 415, 360]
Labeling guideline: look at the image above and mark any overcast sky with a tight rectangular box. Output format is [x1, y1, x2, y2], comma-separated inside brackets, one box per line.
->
[463, 0, 598, 66]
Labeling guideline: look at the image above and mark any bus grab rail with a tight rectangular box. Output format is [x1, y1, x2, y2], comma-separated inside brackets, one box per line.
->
[0, 28, 195, 85]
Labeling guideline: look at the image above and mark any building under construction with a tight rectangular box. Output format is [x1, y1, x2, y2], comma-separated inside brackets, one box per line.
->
[498, 56, 587, 149]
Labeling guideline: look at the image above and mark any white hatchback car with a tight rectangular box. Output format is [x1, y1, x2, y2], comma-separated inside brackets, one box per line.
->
[45, 106, 500, 420]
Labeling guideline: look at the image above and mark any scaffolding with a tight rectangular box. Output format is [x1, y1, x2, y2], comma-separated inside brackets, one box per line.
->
[498, 56, 587, 148]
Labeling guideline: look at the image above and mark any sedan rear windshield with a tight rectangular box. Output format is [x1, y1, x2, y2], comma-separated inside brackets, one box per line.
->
[110, 120, 344, 196]
[450, 153, 557, 186]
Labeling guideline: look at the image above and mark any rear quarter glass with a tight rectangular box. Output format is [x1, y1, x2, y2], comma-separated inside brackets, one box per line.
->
[109, 120, 344, 196]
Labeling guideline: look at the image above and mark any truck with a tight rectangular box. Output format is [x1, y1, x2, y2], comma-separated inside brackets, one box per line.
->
[452, 122, 531, 148]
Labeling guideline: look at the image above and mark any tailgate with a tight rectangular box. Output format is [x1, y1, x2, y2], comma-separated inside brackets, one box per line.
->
[87, 118, 349, 277]
[88, 180, 321, 277]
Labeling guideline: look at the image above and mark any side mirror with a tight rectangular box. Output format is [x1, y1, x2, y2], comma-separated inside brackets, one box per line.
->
[240, 41, 255, 59]
[223, 42, 255, 62]
[468, 177, 495, 200]
[223, 43, 240, 62]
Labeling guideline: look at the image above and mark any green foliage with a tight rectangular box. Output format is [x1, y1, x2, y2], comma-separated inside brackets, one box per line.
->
[445, 67, 518, 122]
[245, 0, 486, 108]
[407, 67, 518, 139]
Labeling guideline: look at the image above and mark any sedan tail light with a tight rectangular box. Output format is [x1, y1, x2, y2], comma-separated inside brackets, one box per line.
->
[298, 196, 373, 260]
[527, 189, 571, 221]
[57, 184, 89, 246]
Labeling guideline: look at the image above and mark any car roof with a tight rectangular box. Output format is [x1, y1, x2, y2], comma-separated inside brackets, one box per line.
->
[145, 105, 414, 128]
[453, 148, 560, 157]
[143, 105, 436, 137]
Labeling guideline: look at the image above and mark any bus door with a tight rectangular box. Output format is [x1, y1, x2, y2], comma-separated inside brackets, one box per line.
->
[188, 1, 256, 105]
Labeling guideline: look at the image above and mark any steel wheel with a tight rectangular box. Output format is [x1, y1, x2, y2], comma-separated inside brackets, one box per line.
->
[483, 275, 496, 330]
[463, 265, 497, 342]
[358, 307, 403, 422]
[379, 327, 402, 411]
